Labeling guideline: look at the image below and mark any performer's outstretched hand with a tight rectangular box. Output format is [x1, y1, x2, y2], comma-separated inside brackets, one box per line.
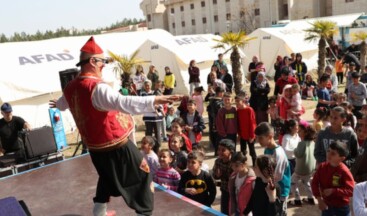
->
[154, 95, 183, 105]
[49, 99, 57, 108]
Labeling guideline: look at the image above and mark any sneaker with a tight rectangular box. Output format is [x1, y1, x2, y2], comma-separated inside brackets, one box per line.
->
[288, 199, 302, 206]
[307, 198, 316, 205]
[294, 200, 302, 206]
[302, 198, 315, 205]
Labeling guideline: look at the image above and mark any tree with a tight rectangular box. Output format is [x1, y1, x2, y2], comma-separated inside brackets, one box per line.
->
[304, 20, 337, 78]
[351, 31, 367, 71]
[0, 34, 8, 43]
[213, 31, 256, 94]
[108, 50, 149, 85]
[237, 4, 257, 34]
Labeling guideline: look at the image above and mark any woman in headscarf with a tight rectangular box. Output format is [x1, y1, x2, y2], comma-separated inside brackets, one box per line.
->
[249, 72, 270, 124]
[279, 84, 293, 121]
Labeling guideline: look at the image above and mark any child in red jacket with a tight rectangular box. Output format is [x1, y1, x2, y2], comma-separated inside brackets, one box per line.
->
[235, 92, 257, 166]
[228, 152, 256, 216]
[311, 141, 355, 215]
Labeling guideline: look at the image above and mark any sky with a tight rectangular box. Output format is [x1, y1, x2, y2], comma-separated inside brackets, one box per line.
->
[0, 0, 144, 37]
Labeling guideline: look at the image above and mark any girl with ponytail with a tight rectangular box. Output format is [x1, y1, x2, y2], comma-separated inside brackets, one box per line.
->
[243, 155, 278, 216]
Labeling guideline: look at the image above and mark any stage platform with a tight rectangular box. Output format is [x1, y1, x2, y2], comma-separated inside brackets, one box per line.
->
[0, 155, 224, 216]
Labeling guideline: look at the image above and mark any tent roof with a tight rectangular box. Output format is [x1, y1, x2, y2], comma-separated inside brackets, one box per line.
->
[249, 27, 318, 53]
[284, 13, 364, 30]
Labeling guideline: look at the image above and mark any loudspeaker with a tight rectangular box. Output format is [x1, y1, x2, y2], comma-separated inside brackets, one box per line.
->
[59, 68, 79, 91]
[22, 126, 57, 159]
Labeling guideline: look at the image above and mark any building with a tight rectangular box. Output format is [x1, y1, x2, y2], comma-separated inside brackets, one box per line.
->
[332, 0, 367, 16]
[140, 0, 367, 35]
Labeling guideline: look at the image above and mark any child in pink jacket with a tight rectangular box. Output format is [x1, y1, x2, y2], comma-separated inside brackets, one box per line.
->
[228, 152, 256, 216]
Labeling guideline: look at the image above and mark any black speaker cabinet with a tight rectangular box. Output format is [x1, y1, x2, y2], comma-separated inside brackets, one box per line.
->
[23, 126, 57, 159]
[59, 68, 79, 91]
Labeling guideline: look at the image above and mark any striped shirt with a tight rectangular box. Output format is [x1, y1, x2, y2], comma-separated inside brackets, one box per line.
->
[154, 167, 181, 191]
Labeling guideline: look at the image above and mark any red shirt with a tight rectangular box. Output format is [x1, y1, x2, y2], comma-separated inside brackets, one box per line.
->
[237, 106, 256, 140]
[216, 107, 238, 137]
[311, 162, 354, 207]
[275, 76, 298, 95]
[278, 97, 290, 120]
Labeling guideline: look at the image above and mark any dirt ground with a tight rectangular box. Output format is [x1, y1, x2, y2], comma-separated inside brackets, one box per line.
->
[62, 80, 340, 216]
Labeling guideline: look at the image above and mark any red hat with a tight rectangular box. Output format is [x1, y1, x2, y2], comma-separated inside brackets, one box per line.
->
[76, 36, 103, 66]
[80, 36, 103, 54]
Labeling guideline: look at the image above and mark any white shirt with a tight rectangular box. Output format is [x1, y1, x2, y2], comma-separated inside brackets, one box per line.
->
[281, 133, 301, 159]
[56, 82, 155, 114]
[56, 82, 156, 141]
[353, 181, 367, 216]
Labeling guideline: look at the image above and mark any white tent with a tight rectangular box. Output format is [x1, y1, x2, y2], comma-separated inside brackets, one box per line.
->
[242, 27, 319, 78]
[136, 33, 242, 94]
[242, 13, 364, 78]
[0, 29, 235, 133]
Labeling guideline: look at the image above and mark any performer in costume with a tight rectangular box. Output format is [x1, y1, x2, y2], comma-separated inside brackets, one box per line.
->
[50, 36, 181, 216]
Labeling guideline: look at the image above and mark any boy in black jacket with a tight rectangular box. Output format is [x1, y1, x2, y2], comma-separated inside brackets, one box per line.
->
[207, 87, 225, 155]
[181, 99, 206, 148]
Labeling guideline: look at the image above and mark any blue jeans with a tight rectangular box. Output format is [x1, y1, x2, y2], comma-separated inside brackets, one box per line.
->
[322, 205, 350, 216]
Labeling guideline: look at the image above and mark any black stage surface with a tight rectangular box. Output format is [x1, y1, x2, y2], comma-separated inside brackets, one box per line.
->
[0, 155, 223, 216]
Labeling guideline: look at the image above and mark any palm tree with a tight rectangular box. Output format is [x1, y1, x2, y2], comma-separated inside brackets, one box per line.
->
[213, 31, 256, 94]
[108, 50, 149, 86]
[304, 20, 338, 79]
[351, 31, 367, 71]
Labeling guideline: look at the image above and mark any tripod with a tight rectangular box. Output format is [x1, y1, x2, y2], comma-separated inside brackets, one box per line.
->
[72, 134, 88, 157]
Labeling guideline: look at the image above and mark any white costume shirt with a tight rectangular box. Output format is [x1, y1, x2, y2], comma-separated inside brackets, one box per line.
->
[56, 82, 156, 143]
[353, 181, 367, 216]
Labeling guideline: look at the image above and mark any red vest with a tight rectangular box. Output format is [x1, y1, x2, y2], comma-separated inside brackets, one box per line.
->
[64, 74, 134, 151]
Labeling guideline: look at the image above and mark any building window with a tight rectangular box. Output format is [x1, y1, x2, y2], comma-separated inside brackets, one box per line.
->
[190, 3, 194, 9]
[192, 19, 196, 25]
[254, 8, 260, 16]
[214, 15, 218, 22]
[182, 21, 185, 27]
[213, 0, 217, 4]
[202, 17, 207, 24]
[226, 0, 230, 2]
[201, 1, 205, 7]
[283, 4, 288, 17]
[226, 13, 231, 21]
[180, 6, 184, 11]
[171, 8, 174, 14]
[345, 0, 354, 2]
[172, 23, 176, 28]
[147, 14, 151, 22]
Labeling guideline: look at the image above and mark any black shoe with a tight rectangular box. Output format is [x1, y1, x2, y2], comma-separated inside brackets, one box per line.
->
[294, 200, 302, 206]
[307, 198, 315, 205]
[288, 200, 302, 206]
[302, 198, 315, 205]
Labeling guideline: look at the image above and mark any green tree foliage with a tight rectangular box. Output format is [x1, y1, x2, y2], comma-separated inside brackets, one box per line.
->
[0, 18, 144, 43]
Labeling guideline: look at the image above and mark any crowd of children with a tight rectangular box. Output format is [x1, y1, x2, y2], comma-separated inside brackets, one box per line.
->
[131, 58, 367, 216]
